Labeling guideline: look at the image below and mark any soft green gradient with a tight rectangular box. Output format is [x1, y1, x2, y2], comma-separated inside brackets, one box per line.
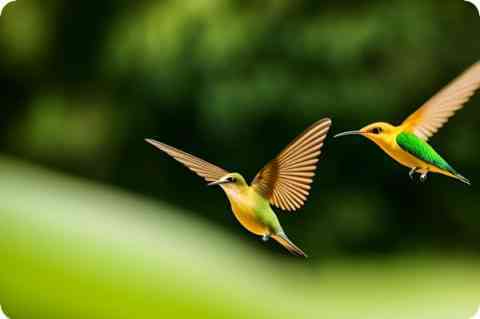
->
[0, 157, 478, 319]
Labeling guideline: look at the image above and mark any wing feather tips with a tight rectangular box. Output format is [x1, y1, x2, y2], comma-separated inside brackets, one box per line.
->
[145, 138, 229, 183]
[403, 62, 480, 140]
[251, 118, 332, 212]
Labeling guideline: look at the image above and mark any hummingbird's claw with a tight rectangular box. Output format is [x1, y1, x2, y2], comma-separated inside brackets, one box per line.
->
[409, 168, 418, 180]
[262, 235, 270, 242]
[419, 172, 428, 183]
[408, 168, 428, 183]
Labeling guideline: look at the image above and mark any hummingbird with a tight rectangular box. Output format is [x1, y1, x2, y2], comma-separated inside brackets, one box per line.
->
[335, 62, 480, 185]
[146, 118, 332, 257]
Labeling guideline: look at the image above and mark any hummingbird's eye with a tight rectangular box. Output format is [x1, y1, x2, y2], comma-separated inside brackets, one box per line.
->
[228, 177, 236, 183]
[371, 127, 383, 134]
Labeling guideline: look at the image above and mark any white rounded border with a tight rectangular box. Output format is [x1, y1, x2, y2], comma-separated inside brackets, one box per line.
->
[465, 0, 480, 15]
[0, 305, 9, 319]
[0, 0, 15, 16]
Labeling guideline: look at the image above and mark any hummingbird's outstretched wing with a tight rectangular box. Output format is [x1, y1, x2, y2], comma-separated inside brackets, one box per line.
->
[401, 62, 480, 141]
[251, 118, 331, 212]
[145, 139, 229, 183]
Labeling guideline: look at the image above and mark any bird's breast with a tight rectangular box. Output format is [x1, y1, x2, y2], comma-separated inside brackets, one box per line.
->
[376, 137, 426, 169]
[225, 190, 268, 236]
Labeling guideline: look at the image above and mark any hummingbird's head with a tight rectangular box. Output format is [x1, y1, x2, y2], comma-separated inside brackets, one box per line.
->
[334, 122, 399, 148]
[208, 173, 247, 189]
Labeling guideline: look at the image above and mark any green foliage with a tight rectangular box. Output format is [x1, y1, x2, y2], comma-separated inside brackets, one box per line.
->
[0, 0, 479, 258]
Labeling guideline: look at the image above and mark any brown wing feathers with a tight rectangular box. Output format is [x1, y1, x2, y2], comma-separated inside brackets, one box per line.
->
[145, 139, 229, 183]
[403, 62, 480, 140]
[252, 118, 332, 212]
[146, 118, 331, 212]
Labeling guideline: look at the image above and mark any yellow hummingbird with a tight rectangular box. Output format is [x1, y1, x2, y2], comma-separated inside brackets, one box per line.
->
[335, 62, 480, 184]
[146, 118, 332, 257]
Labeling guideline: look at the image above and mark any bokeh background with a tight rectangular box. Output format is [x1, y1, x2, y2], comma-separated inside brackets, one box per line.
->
[0, 0, 479, 318]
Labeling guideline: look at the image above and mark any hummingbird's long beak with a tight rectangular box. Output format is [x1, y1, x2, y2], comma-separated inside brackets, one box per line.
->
[334, 130, 365, 138]
[208, 180, 227, 186]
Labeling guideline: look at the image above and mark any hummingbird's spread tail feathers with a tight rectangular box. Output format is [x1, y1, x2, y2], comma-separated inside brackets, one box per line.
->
[441, 165, 471, 185]
[452, 173, 471, 186]
[436, 168, 471, 185]
[271, 233, 308, 258]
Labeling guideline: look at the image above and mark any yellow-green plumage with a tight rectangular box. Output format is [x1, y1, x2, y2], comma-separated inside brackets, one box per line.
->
[396, 132, 470, 185]
[146, 118, 332, 257]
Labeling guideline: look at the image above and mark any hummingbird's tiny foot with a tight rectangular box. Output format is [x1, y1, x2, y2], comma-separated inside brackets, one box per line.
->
[262, 235, 270, 242]
[409, 168, 418, 180]
[419, 172, 428, 183]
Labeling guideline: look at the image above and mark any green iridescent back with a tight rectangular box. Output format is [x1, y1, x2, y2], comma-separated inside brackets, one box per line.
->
[396, 132, 456, 174]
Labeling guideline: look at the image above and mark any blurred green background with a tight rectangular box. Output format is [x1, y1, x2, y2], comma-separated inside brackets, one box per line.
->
[0, 0, 479, 318]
